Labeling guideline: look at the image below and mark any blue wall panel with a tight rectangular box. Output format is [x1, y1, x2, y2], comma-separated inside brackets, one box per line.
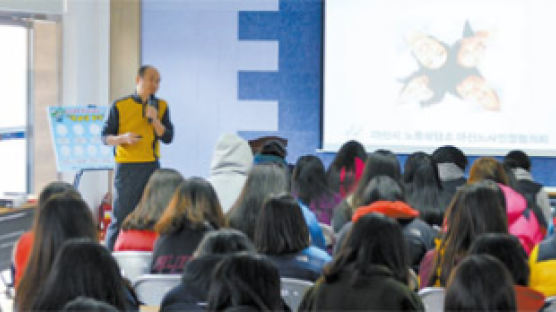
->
[142, 0, 556, 186]
[237, 0, 323, 166]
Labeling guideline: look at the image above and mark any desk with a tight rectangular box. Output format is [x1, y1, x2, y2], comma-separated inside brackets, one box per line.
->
[0, 206, 35, 272]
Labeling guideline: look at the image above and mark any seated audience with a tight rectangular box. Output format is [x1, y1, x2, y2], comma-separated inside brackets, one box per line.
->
[299, 213, 423, 311]
[12, 181, 75, 287]
[207, 253, 289, 311]
[332, 150, 402, 232]
[160, 229, 256, 312]
[419, 180, 508, 288]
[444, 255, 516, 312]
[228, 164, 325, 249]
[292, 155, 342, 225]
[403, 152, 444, 226]
[468, 157, 544, 254]
[208, 133, 253, 213]
[62, 297, 119, 312]
[504, 150, 552, 232]
[335, 176, 437, 271]
[189, 177, 226, 229]
[253, 139, 288, 167]
[431, 145, 468, 211]
[227, 164, 289, 240]
[114, 168, 183, 251]
[528, 234, 556, 297]
[469, 233, 545, 311]
[15, 192, 98, 311]
[151, 178, 218, 273]
[254, 194, 331, 281]
[193, 228, 256, 257]
[325, 140, 367, 198]
[32, 240, 138, 311]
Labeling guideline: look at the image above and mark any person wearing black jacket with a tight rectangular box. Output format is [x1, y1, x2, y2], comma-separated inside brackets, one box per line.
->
[160, 229, 255, 311]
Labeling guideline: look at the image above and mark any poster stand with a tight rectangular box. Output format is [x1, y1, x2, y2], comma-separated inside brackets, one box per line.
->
[47, 105, 114, 188]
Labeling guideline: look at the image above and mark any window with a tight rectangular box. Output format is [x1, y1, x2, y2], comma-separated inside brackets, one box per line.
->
[0, 24, 29, 193]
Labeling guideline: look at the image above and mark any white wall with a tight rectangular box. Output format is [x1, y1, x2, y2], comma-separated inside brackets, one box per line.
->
[142, 0, 280, 177]
[0, 0, 64, 15]
[61, 0, 110, 213]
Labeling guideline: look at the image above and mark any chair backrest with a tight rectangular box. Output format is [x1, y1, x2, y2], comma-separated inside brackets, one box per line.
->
[280, 277, 314, 312]
[133, 274, 182, 306]
[418, 287, 445, 312]
[543, 296, 556, 312]
[319, 223, 336, 248]
[112, 251, 152, 283]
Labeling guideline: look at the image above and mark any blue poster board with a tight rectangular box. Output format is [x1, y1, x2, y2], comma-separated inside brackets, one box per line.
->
[48, 106, 113, 172]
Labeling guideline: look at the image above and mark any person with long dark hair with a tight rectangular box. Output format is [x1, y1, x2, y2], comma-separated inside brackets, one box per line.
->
[331, 150, 401, 232]
[444, 255, 516, 311]
[15, 192, 98, 311]
[469, 233, 545, 311]
[62, 297, 119, 312]
[114, 168, 184, 251]
[254, 194, 331, 282]
[326, 140, 367, 198]
[468, 157, 543, 254]
[207, 253, 288, 311]
[292, 155, 341, 225]
[299, 213, 423, 311]
[193, 228, 255, 257]
[335, 176, 437, 270]
[12, 181, 76, 287]
[419, 181, 508, 288]
[227, 164, 289, 240]
[227, 164, 326, 250]
[151, 178, 220, 273]
[403, 152, 444, 226]
[160, 229, 256, 312]
[31, 240, 137, 311]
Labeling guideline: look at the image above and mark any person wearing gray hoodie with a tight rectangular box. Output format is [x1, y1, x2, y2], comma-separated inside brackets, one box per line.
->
[208, 134, 253, 213]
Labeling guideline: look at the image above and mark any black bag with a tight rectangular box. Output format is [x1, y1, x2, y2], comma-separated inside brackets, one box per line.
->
[514, 180, 548, 231]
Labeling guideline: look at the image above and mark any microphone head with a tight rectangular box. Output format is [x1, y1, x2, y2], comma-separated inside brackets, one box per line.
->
[146, 95, 157, 123]
[148, 95, 159, 108]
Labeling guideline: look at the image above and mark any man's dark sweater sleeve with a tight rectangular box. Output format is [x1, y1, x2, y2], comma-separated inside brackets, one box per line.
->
[101, 103, 119, 144]
[158, 108, 174, 144]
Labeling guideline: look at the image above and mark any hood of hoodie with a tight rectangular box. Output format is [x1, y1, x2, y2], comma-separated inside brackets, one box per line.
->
[498, 183, 527, 223]
[437, 162, 465, 181]
[352, 201, 419, 222]
[512, 167, 534, 181]
[209, 133, 253, 176]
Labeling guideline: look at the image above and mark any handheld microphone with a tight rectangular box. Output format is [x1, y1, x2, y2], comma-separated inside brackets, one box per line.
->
[147, 95, 158, 123]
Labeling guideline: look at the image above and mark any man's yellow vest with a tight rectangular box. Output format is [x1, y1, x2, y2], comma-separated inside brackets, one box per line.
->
[113, 96, 168, 163]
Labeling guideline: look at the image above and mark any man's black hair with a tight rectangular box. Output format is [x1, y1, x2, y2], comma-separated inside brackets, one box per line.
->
[431, 145, 467, 170]
[138, 65, 154, 78]
[504, 150, 531, 171]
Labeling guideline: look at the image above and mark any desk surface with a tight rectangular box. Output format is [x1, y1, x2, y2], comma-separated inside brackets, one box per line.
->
[0, 206, 35, 272]
[0, 204, 35, 215]
[546, 187, 556, 198]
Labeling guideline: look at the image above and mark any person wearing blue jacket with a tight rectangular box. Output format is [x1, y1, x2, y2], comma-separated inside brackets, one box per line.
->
[254, 194, 331, 281]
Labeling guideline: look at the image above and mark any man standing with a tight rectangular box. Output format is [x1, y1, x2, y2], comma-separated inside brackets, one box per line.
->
[102, 65, 174, 250]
